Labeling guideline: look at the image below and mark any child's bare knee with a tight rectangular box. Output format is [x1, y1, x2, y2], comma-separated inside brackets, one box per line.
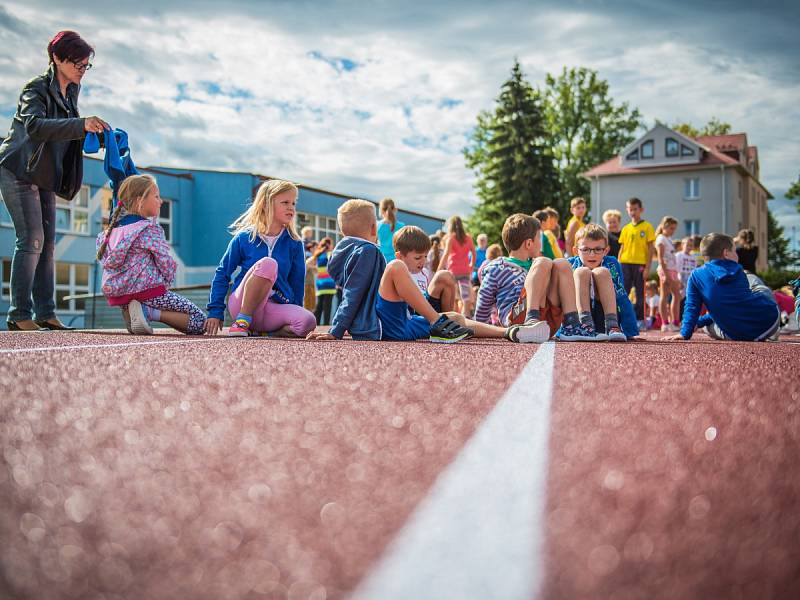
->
[592, 266, 611, 280]
[575, 266, 592, 280]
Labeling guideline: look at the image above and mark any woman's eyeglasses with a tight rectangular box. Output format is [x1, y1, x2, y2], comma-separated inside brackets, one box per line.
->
[71, 60, 93, 72]
[577, 246, 607, 255]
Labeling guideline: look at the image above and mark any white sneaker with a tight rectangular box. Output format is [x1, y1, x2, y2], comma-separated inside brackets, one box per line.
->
[607, 326, 627, 342]
[127, 300, 153, 335]
[120, 306, 133, 334]
[506, 319, 551, 343]
[660, 324, 671, 332]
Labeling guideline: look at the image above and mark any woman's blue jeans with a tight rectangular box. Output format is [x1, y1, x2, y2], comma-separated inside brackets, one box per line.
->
[0, 166, 56, 322]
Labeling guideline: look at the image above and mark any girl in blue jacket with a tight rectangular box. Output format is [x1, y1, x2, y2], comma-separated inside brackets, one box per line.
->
[205, 180, 316, 337]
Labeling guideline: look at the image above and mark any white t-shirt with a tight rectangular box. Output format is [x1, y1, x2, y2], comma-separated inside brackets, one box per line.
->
[647, 294, 661, 309]
[655, 234, 677, 270]
[410, 268, 431, 295]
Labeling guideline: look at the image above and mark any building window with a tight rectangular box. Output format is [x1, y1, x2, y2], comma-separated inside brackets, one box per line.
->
[684, 220, 701, 236]
[55, 262, 91, 313]
[159, 199, 173, 242]
[55, 185, 90, 234]
[684, 178, 700, 200]
[665, 138, 679, 157]
[626, 149, 639, 161]
[1, 258, 10, 299]
[296, 211, 341, 243]
[681, 145, 695, 157]
[640, 140, 654, 159]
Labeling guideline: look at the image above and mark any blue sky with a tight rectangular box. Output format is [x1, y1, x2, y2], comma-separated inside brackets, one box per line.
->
[1, 1, 798, 247]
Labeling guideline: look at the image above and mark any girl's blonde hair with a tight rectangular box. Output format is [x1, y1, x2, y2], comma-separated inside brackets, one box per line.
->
[96, 174, 158, 260]
[230, 179, 300, 242]
[379, 198, 397, 232]
[656, 215, 678, 237]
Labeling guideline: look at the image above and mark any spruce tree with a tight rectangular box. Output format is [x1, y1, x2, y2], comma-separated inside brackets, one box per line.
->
[464, 60, 559, 242]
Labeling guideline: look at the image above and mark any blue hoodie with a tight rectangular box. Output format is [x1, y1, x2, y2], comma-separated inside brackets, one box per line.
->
[328, 236, 386, 340]
[681, 259, 779, 340]
[207, 229, 305, 321]
[84, 128, 138, 213]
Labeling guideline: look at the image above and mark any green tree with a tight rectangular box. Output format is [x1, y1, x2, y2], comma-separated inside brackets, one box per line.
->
[463, 60, 559, 242]
[767, 207, 793, 269]
[671, 117, 732, 138]
[787, 174, 800, 212]
[543, 67, 643, 217]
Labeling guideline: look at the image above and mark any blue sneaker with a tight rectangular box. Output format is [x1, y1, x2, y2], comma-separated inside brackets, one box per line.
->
[557, 322, 607, 342]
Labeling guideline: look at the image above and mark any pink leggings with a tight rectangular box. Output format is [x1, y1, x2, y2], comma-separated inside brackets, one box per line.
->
[228, 257, 316, 336]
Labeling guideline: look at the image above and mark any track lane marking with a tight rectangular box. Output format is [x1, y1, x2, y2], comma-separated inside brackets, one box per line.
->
[351, 341, 555, 600]
[0, 337, 230, 355]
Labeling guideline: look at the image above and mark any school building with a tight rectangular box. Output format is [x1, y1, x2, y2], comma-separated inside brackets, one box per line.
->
[0, 157, 445, 329]
[584, 124, 772, 271]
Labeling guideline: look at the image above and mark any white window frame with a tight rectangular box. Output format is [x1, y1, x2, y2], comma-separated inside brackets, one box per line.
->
[683, 178, 700, 201]
[684, 220, 701, 236]
[55, 185, 90, 235]
[159, 198, 173, 242]
[55, 261, 91, 313]
[296, 211, 341, 243]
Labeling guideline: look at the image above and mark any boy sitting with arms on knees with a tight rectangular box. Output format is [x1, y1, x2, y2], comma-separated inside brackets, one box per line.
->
[663, 233, 781, 342]
[475, 213, 604, 342]
[380, 225, 522, 342]
[568, 224, 639, 341]
[306, 200, 470, 342]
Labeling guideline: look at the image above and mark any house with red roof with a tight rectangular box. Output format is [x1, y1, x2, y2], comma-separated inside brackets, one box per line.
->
[584, 124, 772, 271]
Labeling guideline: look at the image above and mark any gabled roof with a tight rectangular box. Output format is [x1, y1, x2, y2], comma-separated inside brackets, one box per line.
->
[618, 124, 706, 157]
[584, 144, 738, 177]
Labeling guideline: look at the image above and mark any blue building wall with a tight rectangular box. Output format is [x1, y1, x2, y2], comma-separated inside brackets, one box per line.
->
[0, 157, 445, 328]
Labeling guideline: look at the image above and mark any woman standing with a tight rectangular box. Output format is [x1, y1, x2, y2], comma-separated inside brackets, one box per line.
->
[376, 198, 405, 263]
[438, 216, 476, 316]
[0, 31, 108, 330]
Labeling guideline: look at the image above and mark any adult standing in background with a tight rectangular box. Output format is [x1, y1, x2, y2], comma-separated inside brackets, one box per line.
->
[735, 228, 759, 273]
[0, 31, 109, 330]
[377, 198, 405, 263]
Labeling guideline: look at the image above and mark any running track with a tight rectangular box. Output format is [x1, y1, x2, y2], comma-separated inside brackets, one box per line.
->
[1, 329, 799, 599]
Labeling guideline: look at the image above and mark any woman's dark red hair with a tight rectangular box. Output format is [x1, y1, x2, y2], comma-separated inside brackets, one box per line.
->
[47, 31, 94, 64]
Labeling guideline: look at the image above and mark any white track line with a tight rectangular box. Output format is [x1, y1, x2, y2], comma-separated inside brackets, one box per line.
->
[0, 337, 228, 355]
[351, 341, 555, 600]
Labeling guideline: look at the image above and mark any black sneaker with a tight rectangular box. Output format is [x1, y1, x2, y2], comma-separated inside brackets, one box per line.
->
[430, 315, 474, 343]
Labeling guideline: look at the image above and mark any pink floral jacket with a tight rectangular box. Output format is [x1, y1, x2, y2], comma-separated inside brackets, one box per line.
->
[96, 218, 176, 298]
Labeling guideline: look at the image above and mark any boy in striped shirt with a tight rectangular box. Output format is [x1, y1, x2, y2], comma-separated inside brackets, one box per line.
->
[475, 214, 603, 342]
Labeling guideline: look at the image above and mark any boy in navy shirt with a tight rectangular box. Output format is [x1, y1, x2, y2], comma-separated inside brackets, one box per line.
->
[663, 233, 780, 342]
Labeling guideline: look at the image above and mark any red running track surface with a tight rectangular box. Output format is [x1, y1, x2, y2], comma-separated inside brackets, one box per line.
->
[1, 329, 799, 599]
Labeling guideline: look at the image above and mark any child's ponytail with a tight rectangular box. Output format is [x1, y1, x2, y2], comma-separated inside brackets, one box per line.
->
[96, 202, 125, 260]
[379, 198, 397, 232]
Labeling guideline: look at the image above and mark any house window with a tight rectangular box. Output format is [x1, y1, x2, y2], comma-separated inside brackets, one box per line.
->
[665, 138, 679, 157]
[296, 211, 341, 243]
[55, 262, 91, 312]
[681, 145, 695, 156]
[626, 149, 639, 161]
[159, 199, 172, 242]
[1, 258, 10, 299]
[684, 178, 700, 200]
[640, 140, 654, 159]
[684, 220, 701, 236]
[55, 185, 90, 234]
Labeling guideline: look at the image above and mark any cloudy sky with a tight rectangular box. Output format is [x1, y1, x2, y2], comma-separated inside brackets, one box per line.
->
[1, 0, 798, 246]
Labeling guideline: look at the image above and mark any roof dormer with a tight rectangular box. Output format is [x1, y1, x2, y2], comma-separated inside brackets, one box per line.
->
[620, 124, 704, 169]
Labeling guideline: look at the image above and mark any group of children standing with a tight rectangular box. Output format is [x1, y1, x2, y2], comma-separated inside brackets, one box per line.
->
[95, 176, 791, 345]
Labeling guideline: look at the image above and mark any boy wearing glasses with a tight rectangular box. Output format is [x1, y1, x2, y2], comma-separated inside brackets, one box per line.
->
[567, 224, 639, 341]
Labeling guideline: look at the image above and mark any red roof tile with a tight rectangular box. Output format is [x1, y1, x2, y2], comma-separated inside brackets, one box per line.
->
[584, 148, 738, 177]
[695, 133, 747, 152]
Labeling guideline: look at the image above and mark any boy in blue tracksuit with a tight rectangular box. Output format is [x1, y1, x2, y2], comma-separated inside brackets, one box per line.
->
[664, 233, 780, 342]
[567, 224, 639, 340]
[306, 200, 471, 342]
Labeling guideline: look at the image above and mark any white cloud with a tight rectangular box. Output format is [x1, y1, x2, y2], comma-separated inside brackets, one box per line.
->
[1, 1, 797, 227]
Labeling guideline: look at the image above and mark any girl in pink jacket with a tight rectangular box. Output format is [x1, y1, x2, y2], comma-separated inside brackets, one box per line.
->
[96, 174, 206, 335]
